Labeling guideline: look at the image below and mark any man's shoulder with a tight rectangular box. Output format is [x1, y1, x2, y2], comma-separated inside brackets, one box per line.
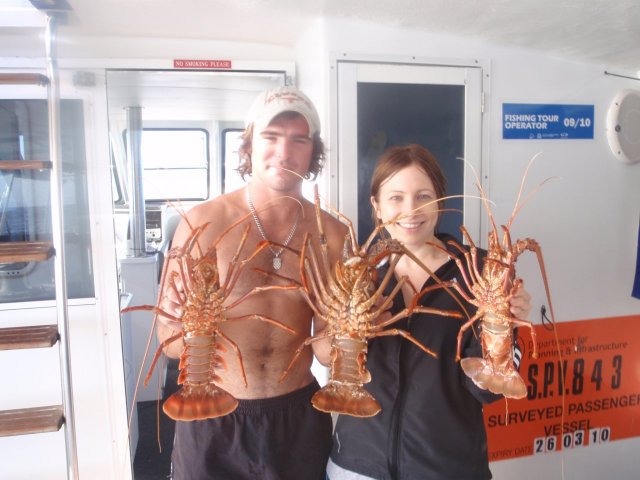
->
[186, 189, 244, 223]
[172, 190, 247, 244]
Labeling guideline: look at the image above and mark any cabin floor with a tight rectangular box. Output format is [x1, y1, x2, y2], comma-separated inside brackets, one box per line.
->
[133, 359, 178, 480]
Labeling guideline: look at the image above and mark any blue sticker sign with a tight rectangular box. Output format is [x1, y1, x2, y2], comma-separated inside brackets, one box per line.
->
[503, 103, 594, 139]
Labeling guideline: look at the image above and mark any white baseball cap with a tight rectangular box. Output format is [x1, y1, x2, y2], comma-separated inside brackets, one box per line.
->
[245, 85, 321, 138]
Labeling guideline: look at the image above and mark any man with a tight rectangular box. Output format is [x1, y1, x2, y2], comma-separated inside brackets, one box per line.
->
[157, 85, 347, 480]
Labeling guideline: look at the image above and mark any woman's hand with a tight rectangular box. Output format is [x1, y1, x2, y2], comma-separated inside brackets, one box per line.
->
[372, 294, 394, 326]
[509, 279, 532, 320]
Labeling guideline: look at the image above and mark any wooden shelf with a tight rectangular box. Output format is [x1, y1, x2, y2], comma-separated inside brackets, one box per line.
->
[0, 73, 49, 87]
[0, 161, 52, 171]
[0, 406, 64, 437]
[0, 241, 54, 263]
[0, 325, 59, 351]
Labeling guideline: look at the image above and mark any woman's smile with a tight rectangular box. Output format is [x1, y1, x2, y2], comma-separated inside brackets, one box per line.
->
[395, 219, 425, 230]
[372, 164, 440, 248]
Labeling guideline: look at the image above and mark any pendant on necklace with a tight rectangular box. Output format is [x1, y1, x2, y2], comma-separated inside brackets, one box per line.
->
[273, 256, 282, 270]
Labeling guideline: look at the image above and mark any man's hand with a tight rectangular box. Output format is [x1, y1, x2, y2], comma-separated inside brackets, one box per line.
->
[157, 274, 185, 329]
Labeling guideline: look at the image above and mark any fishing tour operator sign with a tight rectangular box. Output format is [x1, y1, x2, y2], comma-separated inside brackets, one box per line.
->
[503, 103, 594, 139]
[483, 314, 640, 461]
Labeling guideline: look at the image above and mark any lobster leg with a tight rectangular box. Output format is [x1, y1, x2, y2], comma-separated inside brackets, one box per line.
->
[226, 313, 297, 335]
[407, 244, 473, 320]
[302, 232, 333, 301]
[411, 281, 470, 312]
[220, 223, 252, 295]
[458, 226, 483, 284]
[456, 311, 483, 361]
[445, 239, 480, 291]
[224, 283, 299, 311]
[509, 316, 538, 359]
[224, 239, 273, 297]
[143, 332, 183, 386]
[412, 306, 464, 319]
[253, 265, 329, 320]
[120, 304, 182, 323]
[357, 265, 404, 319]
[370, 329, 438, 358]
[279, 333, 327, 383]
[360, 253, 403, 312]
[217, 330, 248, 387]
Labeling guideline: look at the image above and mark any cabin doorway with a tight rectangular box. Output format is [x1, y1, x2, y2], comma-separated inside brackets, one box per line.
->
[334, 60, 485, 243]
[105, 67, 289, 479]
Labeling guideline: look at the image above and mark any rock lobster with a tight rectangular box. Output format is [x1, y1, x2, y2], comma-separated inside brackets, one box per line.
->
[121, 217, 297, 421]
[430, 156, 558, 399]
[277, 186, 464, 417]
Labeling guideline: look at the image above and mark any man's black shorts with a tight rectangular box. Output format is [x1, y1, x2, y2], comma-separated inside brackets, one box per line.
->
[171, 380, 332, 480]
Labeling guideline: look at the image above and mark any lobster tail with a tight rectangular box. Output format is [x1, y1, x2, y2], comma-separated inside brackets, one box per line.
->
[460, 357, 527, 399]
[312, 337, 381, 417]
[163, 332, 240, 420]
[312, 383, 381, 417]
[163, 384, 239, 420]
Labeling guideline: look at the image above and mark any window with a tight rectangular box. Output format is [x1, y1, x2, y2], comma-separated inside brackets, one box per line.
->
[0, 99, 94, 301]
[125, 128, 210, 202]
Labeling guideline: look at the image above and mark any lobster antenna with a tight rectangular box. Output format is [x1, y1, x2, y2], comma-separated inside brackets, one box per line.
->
[314, 189, 492, 254]
[165, 198, 208, 257]
[390, 194, 492, 224]
[313, 188, 391, 255]
[457, 156, 499, 237]
[315, 191, 491, 253]
[314, 189, 361, 254]
[384, 194, 493, 251]
[312, 184, 338, 275]
[268, 165, 311, 222]
[507, 152, 542, 228]
[508, 176, 559, 229]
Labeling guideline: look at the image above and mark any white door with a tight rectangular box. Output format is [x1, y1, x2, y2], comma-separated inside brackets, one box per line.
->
[335, 61, 484, 243]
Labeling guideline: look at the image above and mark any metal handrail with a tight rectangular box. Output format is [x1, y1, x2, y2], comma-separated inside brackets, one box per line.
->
[45, 14, 79, 480]
[125, 106, 148, 257]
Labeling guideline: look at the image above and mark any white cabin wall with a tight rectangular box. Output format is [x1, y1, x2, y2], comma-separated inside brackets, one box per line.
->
[293, 17, 640, 480]
[295, 18, 332, 203]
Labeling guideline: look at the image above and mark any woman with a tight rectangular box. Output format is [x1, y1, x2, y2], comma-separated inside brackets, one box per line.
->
[325, 144, 531, 479]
